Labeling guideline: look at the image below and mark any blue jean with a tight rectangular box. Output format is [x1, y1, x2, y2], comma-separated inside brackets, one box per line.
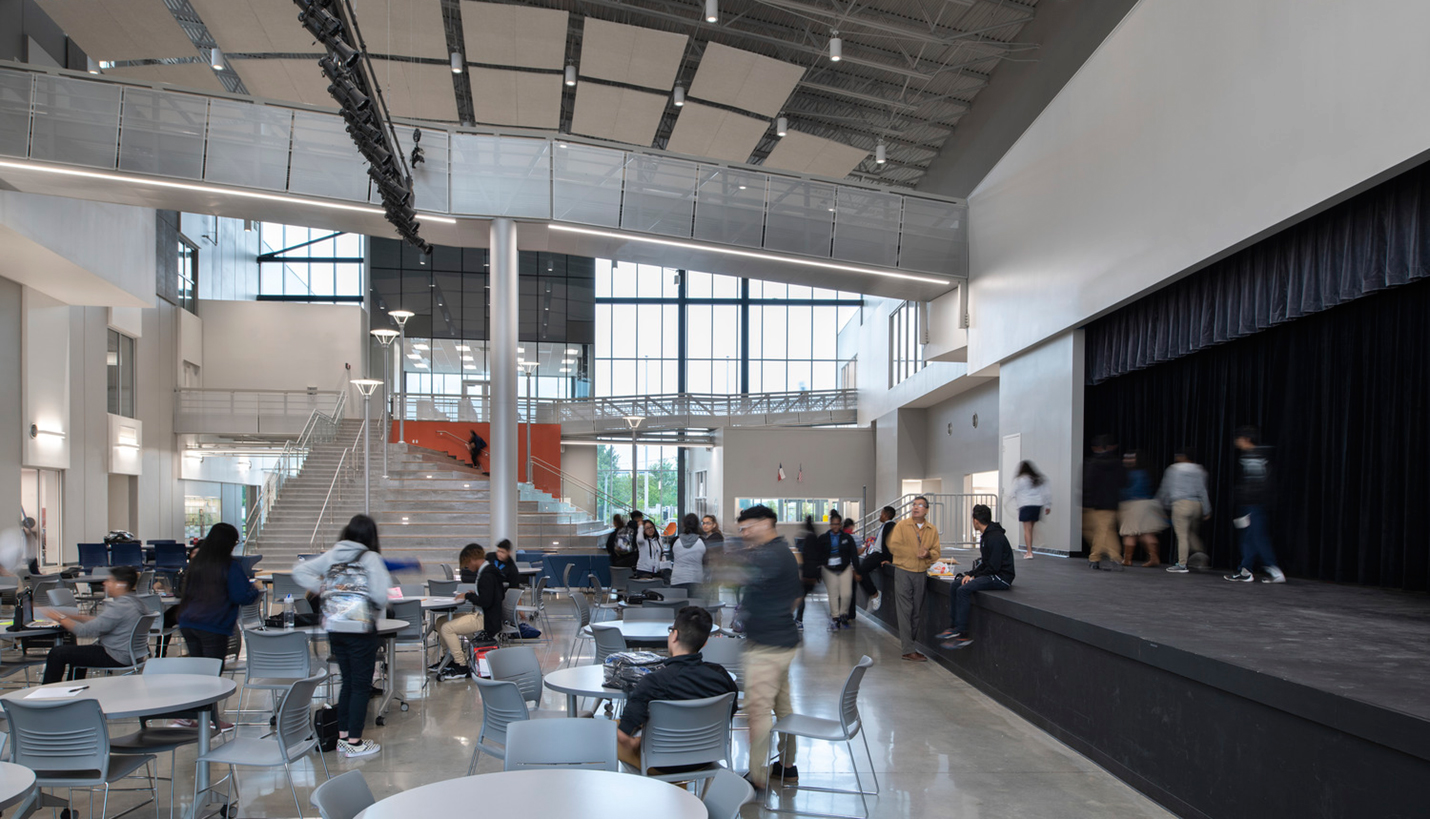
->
[1235, 505, 1277, 572]
[949, 575, 1011, 633]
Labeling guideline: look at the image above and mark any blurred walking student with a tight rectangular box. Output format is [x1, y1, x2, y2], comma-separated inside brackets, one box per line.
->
[1225, 426, 1286, 584]
[1011, 461, 1052, 559]
[1082, 434, 1125, 570]
[176, 523, 264, 729]
[466, 429, 487, 474]
[1157, 448, 1212, 573]
[1119, 451, 1166, 567]
[605, 514, 638, 569]
[809, 511, 857, 630]
[793, 516, 819, 628]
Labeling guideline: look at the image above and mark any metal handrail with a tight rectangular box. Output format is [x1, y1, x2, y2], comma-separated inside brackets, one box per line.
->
[246, 388, 347, 546]
[854, 492, 1001, 547]
[309, 418, 367, 549]
[529, 455, 628, 522]
[435, 429, 467, 446]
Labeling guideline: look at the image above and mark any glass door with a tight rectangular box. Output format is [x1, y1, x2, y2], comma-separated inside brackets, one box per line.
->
[20, 468, 62, 569]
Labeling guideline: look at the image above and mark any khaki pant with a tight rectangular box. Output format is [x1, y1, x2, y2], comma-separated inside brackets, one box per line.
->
[822, 567, 853, 620]
[1082, 508, 1119, 563]
[439, 612, 485, 658]
[744, 643, 798, 786]
[1170, 500, 1204, 565]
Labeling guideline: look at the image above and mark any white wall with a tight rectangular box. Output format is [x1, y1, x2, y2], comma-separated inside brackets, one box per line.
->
[996, 332, 1083, 554]
[0, 279, 22, 521]
[966, 0, 1430, 372]
[197, 300, 368, 393]
[22, 287, 70, 470]
[135, 299, 187, 539]
[848, 296, 969, 425]
[65, 307, 111, 547]
[922, 380, 1000, 495]
[183, 214, 260, 302]
[718, 426, 875, 523]
[559, 444, 598, 512]
[0, 192, 154, 308]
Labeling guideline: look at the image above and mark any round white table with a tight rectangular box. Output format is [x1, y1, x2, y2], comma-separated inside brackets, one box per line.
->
[0, 761, 36, 811]
[356, 769, 704, 819]
[270, 619, 409, 723]
[543, 664, 627, 716]
[1, 674, 236, 819]
[609, 620, 718, 646]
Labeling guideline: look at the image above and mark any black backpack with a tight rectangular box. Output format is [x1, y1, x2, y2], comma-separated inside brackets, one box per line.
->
[314, 705, 339, 752]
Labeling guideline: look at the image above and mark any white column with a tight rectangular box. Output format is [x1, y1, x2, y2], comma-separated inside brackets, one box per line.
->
[489, 219, 519, 549]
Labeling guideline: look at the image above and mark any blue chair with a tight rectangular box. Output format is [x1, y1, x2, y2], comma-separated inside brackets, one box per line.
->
[109, 541, 143, 567]
[239, 555, 263, 577]
[154, 543, 188, 585]
[77, 543, 109, 570]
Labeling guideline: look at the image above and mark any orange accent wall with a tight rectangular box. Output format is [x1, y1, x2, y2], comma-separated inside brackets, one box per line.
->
[394, 421, 563, 496]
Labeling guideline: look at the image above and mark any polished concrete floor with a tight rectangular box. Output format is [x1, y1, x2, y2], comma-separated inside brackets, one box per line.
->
[64, 595, 1174, 819]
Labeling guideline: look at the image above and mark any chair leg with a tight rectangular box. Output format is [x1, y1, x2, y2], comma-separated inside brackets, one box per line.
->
[284, 761, 303, 819]
[148, 759, 160, 819]
[847, 741, 869, 819]
[101, 781, 110, 819]
[467, 746, 481, 776]
[318, 745, 331, 780]
[860, 731, 880, 794]
[168, 750, 177, 819]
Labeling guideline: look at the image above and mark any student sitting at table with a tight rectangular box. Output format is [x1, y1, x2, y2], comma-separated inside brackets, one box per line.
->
[431, 543, 504, 681]
[488, 539, 521, 591]
[39, 565, 147, 683]
[616, 605, 737, 771]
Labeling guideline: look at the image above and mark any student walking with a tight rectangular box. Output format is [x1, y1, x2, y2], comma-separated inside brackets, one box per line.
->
[1157, 448, 1212, 573]
[293, 513, 394, 758]
[810, 511, 857, 630]
[1011, 461, 1052, 559]
[1082, 435, 1125, 570]
[176, 522, 264, 728]
[1225, 427, 1285, 584]
[466, 429, 487, 473]
[1119, 451, 1166, 567]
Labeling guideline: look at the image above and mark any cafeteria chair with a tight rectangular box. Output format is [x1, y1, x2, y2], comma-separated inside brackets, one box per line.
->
[587, 573, 622, 621]
[270, 573, 311, 615]
[609, 566, 633, 593]
[398, 584, 425, 598]
[152, 542, 188, 587]
[627, 577, 666, 597]
[438, 563, 455, 580]
[136, 570, 156, 595]
[2, 697, 160, 819]
[387, 599, 429, 698]
[137, 593, 176, 657]
[427, 579, 459, 597]
[238, 554, 263, 577]
[238, 599, 266, 631]
[623, 607, 676, 623]
[468, 677, 530, 774]
[77, 542, 109, 571]
[109, 541, 143, 568]
[110, 657, 224, 819]
[485, 647, 553, 713]
[503, 718, 619, 772]
[700, 637, 745, 689]
[513, 576, 553, 640]
[703, 768, 757, 819]
[765, 655, 879, 819]
[310, 770, 375, 819]
[628, 692, 737, 791]
[499, 588, 540, 644]
[236, 629, 314, 727]
[590, 624, 629, 665]
[565, 592, 595, 667]
[195, 673, 330, 819]
[68, 612, 159, 679]
[45, 587, 79, 610]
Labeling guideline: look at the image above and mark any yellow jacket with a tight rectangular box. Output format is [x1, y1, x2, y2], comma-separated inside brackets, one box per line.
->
[887, 518, 940, 572]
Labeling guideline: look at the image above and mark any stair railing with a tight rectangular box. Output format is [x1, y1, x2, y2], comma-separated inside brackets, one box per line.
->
[529, 455, 626, 531]
[243, 390, 348, 548]
[308, 418, 367, 550]
[852, 492, 1001, 548]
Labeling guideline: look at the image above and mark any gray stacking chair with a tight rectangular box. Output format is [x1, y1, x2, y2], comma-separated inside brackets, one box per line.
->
[565, 591, 595, 667]
[111, 657, 224, 818]
[69, 612, 158, 679]
[137, 593, 175, 657]
[468, 677, 529, 775]
[627, 577, 666, 596]
[485, 646, 550, 711]
[590, 623, 628, 665]
[703, 768, 757, 819]
[438, 563, 455, 581]
[631, 692, 737, 789]
[136, 570, 155, 595]
[587, 573, 622, 621]
[623, 606, 675, 623]
[700, 637, 745, 690]
[427, 579, 459, 597]
[608, 566, 633, 594]
[513, 576, 553, 640]
[398, 584, 425, 598]
[388, 599, 429, 698]
[3, 697, 159, 819]
[310, 770, 375, 819]
[503, 718, 618, 772]
[195, 673, 330, 819]
[765, 655, 879, 818]
[236, 629, 312, 726]
[269, 573, 311, 615]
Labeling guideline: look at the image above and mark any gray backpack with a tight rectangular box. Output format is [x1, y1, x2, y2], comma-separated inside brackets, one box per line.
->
[320, 560, 376, 634]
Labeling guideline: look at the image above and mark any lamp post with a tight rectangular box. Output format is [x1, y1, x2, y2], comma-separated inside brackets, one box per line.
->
[623, 415, 644, 512]
[370, 328, 399, 480]
[518, 360, 538, 483]
[351, 379, 383, 514]
[388, 310, 414, 444]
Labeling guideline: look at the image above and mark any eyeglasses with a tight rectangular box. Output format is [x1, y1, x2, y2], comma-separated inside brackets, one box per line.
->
[667, 626, 677, 634]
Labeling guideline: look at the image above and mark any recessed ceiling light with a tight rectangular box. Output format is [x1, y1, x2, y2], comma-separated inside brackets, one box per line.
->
[462, 355, 474, 361]
[455, 344, 470, 351]
[413, 362, 428, 368]
[517, 347, 525, 353]
[414, 343, 429, 350]
[407, 353, 422, 359]
[566, 348, 579, 354]
[464, 365, 477, 370]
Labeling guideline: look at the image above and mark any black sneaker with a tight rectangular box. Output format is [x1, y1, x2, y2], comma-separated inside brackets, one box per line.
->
[1224, 569, 1254, 583]
[427, 658, 448, 672]
[770, 762, 799, 784]
[439, 665, 471, 681]
[941, 636, 974, 650]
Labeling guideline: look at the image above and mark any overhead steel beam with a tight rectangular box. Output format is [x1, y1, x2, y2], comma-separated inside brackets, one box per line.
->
[752, 0, 1034, 49]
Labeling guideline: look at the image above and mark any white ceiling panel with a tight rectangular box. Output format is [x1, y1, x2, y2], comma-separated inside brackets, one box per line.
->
[350, 0, 447, 59]
[461, 2, 569, 70]
[570, 83, 666, 147]
[687, 42, 802, 118]
[468, 68, 562, 130]
[578, 19, 686, 91]
[762, 130, 868, 179]
[369, 59, 458, 121]
[36, 0, 195, 61]
[106, 62, 227, 93]
[664, 102, 767, 164]
[234, 59, 336, 108]
[189, 0, 318, 54]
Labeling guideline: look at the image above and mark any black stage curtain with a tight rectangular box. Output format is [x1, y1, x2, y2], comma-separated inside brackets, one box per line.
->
[1087, 160, 1430, 384]
[1085, 277, 1430, 591]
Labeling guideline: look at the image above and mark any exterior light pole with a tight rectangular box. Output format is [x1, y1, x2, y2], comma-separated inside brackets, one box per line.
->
[370, 328, 399, 480]
[388, 310, 414, 444]
[351, 379, 383, 514]
[623, 415, 644, 512]
[518, 360, 538, 483]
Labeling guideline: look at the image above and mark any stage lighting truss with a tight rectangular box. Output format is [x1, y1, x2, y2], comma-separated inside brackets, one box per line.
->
[294, 0, 431, 255]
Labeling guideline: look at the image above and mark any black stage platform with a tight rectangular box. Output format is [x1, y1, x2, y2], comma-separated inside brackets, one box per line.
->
[865, 555, 1430, 819]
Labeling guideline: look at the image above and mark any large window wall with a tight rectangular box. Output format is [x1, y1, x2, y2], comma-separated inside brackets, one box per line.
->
[258, 223, 365, 302]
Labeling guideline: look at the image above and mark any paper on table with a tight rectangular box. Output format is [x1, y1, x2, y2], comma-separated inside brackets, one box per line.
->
[26, 686, 89, 700]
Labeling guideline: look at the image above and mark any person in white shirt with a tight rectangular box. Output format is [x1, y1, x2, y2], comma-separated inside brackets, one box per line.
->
[668, 513, 708, 597]
[1011, 461, 1052, 560]
[634, 519, 668, 578]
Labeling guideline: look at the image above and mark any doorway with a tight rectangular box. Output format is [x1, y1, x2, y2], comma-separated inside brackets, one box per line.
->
[20, 467, 62, 568]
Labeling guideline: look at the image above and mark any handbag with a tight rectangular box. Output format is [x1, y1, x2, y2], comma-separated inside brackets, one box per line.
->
[314, 705, 339, 752]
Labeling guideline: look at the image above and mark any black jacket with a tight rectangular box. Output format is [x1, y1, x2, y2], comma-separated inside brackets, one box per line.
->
[1235, 446, 1274, 507]
[487, 554, 520, 590]
[1083, 450, 1125, 511]
[605, 526, 638, 568]
[740, 536, 803, 649]
[970, 522, 1016, 584]
[807, 530, 858, 574]
[617, 652, 738, 737]
[459, 563, 504, 634]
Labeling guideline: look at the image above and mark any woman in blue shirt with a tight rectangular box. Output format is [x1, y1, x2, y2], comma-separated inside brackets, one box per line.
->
[177, 523, 263, 726]
[1118, 451, 1167, 567]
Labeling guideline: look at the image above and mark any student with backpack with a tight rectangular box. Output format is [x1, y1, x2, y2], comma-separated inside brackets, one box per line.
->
[605, 514, 637, 569]
[293, 513, 393, 758]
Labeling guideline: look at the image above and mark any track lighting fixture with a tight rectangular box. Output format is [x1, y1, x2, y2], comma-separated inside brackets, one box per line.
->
[565, 64, 577, 87]
[87, 58, 100, 74]
[829, 31, 842, 61]
[210, 48, 225, 70]
[776, 116, 788, 137]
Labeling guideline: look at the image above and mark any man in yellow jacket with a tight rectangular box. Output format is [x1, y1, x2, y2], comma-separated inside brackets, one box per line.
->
[887, 497, 942, 661]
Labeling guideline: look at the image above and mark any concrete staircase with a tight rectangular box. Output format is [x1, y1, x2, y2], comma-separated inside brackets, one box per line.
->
[250, 433, 607, 574]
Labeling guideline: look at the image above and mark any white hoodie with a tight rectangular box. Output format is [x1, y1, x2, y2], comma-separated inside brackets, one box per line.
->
[292, 539, 394, 609]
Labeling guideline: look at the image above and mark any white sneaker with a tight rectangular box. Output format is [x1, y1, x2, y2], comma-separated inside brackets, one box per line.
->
[1223, 568, 1254, 583]
[868, 593, 881, 612]
[338, 739, 381, 758]
[1260, 567, 1286, 584]
[1165, 564, 1189, 573]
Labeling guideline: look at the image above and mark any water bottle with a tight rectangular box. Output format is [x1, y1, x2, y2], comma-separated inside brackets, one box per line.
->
[282, 594, 295, 630]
